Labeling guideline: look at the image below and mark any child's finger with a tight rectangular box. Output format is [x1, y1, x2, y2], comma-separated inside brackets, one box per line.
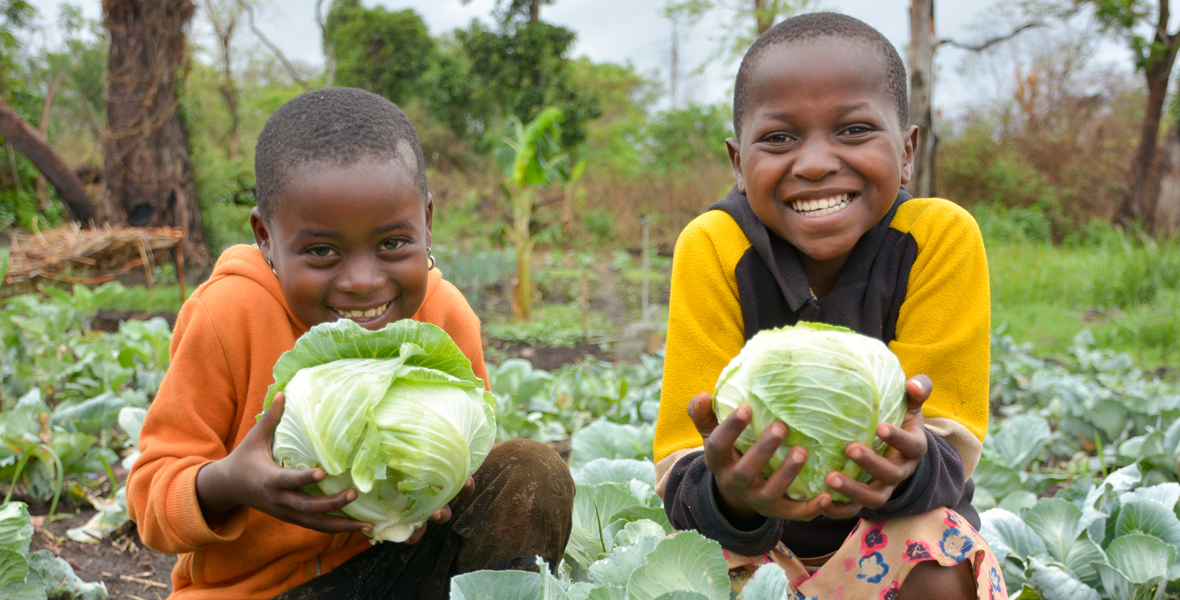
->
[844, 442, 912, 485]
[253, 392, 286, 442]
[821, 499, 863, 520]
[429, 505, 452, 523]
[403, 524, 428, 545]
[905, 375, 932, 407]
[701, 404, 750, 473]
[286, 511, 373, 535]
[770, 491, 830, 521]
[687, 393, 719, 437]
[456, 477, 476, 500]
[729, 422, 788, 487]
[274, 467, 328, 491]
[281, 487, 358, 515]
[877, 423, 928, 460]
[757, 445, 807, 502]
[825, 472, 888, 509]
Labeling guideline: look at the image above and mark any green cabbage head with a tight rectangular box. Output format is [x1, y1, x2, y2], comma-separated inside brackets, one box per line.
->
[713, 322, 907, 503]
[263, 319, 496, 543]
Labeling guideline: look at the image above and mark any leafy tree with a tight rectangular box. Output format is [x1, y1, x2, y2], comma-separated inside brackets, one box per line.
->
[456, 20, 600, 148]
[663, 0, 819, 66]
[1079, 0, 1180, 230]
[325, 0, 435, 106]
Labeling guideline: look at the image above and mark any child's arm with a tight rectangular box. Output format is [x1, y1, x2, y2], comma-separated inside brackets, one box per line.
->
[193, 392, 370, 533]
[824, 199, 991, 524]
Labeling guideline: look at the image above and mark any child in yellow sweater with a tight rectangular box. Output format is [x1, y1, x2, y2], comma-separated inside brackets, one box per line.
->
[654, 13, 1004, 599]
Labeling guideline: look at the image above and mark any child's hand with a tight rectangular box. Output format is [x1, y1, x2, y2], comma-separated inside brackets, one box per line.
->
[688, 393, 832, 525]
[196, 392, 371, 534]
[821, 375, 932, 520]
[400, 476, 476, 544]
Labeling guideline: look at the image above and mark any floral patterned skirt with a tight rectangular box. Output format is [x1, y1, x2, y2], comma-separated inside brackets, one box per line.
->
[726, 508, 1007, 600]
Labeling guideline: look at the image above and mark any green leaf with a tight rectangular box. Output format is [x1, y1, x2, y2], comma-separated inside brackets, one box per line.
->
[584, 586, 626, 600]
[26, 551, 107, 599]
[0, 548, 29, 590]
[1027, 557, 1099, 600]
[974, 458, 1026, 499]
[981, 508, 1047, 563]
[587, 535, 662, 587]
[987, 414, 1052, 471]
[626, 532, 729, 600]
[649, 593, 712, 600]
[1025, 499, 1104, 586]
[574, 459, 655, 487]
[1119, 483, 1180, 509]
[608, 505, 673, 534]
[573, 482, 647, 547]
[1115, 501, 1180, 550]
[450, 570, 541, 600]
[569, 420, 654, 468]
[738, 563, 790, 600]
[612, 520, 666, 548]
[0, 565, 47, 600]
[0, 503, 34, 554]
[264, 319, 488, 411]
[999, 491, 1040, 515]
[1103, 533, 1176, 584]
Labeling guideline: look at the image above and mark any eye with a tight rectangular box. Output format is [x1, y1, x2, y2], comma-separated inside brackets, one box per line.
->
[762, 132, 792, 144]
[379, 238, 408, 252]
[842, 125, 873, 136]
[306, 245, 337, 259]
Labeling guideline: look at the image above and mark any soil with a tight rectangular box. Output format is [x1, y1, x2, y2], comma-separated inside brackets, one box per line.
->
[26, 487, 177, 599]
[92, 310, 178, 333]
[489, 341, 612, 371]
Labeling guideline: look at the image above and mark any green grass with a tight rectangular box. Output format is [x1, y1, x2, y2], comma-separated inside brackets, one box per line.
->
[988, 237, 1180, 373]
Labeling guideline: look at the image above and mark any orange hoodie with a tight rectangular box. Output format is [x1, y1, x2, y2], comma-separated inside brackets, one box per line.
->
[126, 244, 488, 599]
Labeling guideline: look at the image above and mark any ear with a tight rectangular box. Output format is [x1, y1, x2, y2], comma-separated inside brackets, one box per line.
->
[424, 193, 434, 249]
[726, 137, 747, 194]
[249, 207, 272, 261]
[899, 125, 919, 185]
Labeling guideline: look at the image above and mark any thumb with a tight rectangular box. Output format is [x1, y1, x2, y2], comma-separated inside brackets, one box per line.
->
[255, 392, 286, 443]
[687, 393, 720, 439]
[905, 375, 932, 411]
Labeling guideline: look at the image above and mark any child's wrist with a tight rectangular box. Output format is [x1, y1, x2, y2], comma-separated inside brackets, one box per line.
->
[711, 478, 764, 528]
[195, 459, 236, 522]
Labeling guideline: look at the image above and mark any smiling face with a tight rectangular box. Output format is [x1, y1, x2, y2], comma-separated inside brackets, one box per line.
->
[250, 159, 432, 331]
[727, 37, 917, 287]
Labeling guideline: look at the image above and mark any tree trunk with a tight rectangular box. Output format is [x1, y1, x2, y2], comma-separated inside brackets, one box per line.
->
[35, 73, 65, 209]
[529, 0, 540, 24]
[908, 0, 936, 199]
[754, 0, 773, 36]
[0, 100, 97, 223]
[1153, 124, 1180, 236]
[1118, 52, 1175, 226]
[218, 20, 240, 159]
[101, 0, 208, 269]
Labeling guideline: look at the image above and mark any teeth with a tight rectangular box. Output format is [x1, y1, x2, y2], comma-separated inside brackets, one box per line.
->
[334, 302, 389, 320]
[791, 194, 851, 216]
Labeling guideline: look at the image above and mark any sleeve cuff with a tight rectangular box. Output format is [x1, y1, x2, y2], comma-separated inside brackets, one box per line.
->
[697, 470, 782, 555]
[166, 462, 250, 549]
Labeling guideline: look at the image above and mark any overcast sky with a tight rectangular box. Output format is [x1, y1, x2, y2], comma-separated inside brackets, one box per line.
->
[27, 0, 1135, 117]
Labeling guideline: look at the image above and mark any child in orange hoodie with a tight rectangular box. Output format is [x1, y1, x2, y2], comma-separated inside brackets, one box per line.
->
[127, 88, 574, 600]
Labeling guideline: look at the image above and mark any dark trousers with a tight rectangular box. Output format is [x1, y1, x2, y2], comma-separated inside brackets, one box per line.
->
[272, 439, 575, 600]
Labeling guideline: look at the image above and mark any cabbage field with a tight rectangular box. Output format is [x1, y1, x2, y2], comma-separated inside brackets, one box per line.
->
[2, 282, 1180, 600]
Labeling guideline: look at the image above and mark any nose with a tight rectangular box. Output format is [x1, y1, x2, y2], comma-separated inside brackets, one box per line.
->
[791, 136, 840, 181]
[336, 255, 387, 296]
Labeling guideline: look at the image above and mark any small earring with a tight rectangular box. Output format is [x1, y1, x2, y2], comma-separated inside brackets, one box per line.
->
[426, 246, 436, 271]
[266, 257, 276, 276]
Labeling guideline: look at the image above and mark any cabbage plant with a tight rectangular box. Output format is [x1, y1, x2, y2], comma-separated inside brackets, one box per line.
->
[713, 322, 907, 502]
[263, 319, 496, 543]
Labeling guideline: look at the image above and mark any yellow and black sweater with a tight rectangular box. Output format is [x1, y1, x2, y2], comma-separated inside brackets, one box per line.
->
[654, 186, 990, 558]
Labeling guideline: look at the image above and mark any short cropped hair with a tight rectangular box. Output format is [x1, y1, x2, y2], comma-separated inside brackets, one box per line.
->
[732, 12, 909, 139]
[254, 87, 428, 219]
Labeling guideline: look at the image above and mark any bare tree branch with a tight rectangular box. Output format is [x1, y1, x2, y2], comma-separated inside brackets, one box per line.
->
[35, 72, 66, 208]
[939, 21, 1043, 52]
[240, 0, 312, 90]
[0, 99, 97, 223]
[315, 0, 336, 87]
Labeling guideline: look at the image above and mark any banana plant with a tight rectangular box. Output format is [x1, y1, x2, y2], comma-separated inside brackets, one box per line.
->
[499, 107, 570, 321]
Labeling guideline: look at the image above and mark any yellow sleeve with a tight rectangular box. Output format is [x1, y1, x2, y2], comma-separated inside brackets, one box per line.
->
[654, 211, 751, 465]
[889, 198, 991, 477]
